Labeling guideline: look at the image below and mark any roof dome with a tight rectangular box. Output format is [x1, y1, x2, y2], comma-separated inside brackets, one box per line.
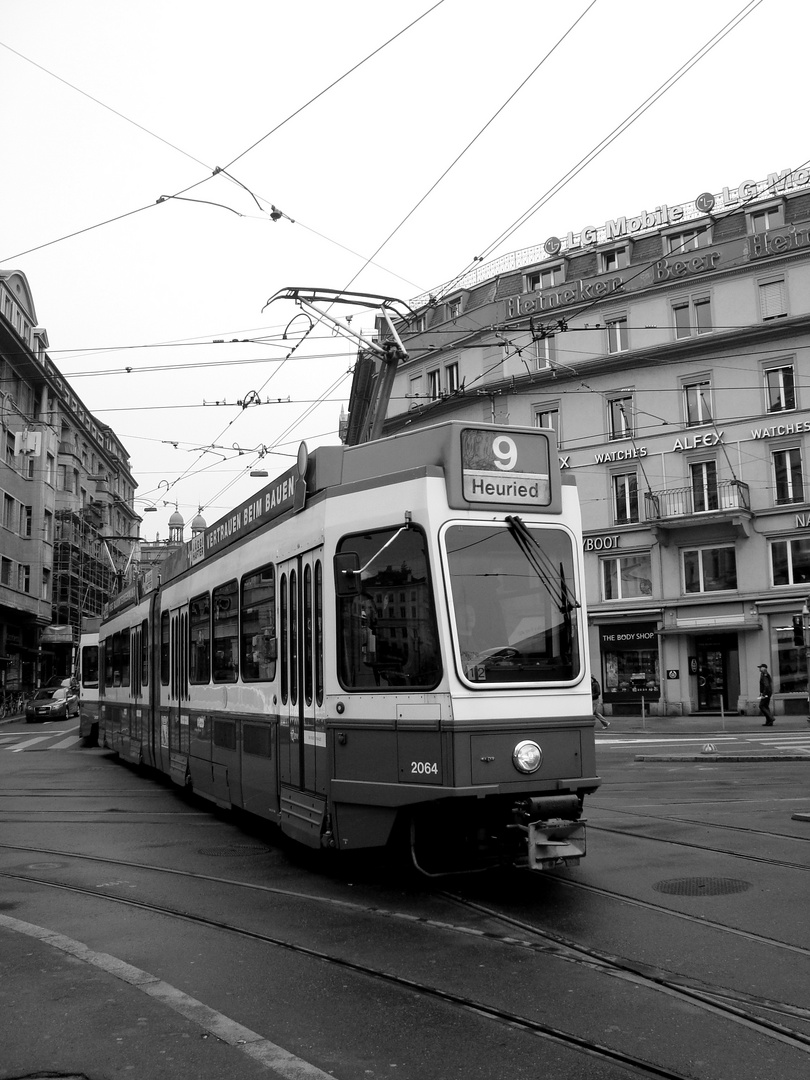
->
[168, 508, 184, 527]
[191, 513, 207, 532]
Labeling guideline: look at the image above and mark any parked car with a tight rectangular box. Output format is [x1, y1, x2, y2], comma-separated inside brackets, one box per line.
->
[25, 686, 80, 722]
[44, 674, 79, 691]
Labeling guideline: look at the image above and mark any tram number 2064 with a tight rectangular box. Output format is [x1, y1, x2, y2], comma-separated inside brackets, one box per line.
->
[405, 759, 442, 784]
[411, 761, 438, 775]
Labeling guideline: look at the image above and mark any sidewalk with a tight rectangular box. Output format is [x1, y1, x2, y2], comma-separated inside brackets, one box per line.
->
[603, 711, 810, 735]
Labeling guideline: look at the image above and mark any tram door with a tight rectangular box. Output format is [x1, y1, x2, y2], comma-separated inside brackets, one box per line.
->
[278, 549, 326, 796]
[164, 603, 190, 786]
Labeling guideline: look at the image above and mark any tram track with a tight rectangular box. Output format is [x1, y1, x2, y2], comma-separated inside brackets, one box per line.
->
[1, 840, 809, 1062]
[0, 862, 710, 1080]
[585, 822, 810, 872]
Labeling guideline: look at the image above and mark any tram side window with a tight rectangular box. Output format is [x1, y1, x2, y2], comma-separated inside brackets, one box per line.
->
[160, 610, 170, 685]
[111, 630, 130, 687]
[189, 593, 211, 684]
[140, 618, 149, 685]
[103, 639, 113, 688]
[213, 580, 238, 682]
[81, 644, 99, 688]
[241, 564, 276, 681]
[336, 525, 442, 691]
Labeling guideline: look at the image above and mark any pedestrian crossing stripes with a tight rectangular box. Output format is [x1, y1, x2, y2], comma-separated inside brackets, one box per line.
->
[0, 726, 81, 752]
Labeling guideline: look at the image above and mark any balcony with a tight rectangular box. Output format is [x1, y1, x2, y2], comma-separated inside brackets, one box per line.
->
[644, 480, 752, 542]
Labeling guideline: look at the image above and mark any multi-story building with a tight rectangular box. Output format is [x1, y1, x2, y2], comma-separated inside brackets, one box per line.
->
[360, 167, 810, 720]
[0, 269, 139, 690]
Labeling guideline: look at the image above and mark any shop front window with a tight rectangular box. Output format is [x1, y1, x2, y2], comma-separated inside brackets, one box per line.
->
[599, 625, 660, 702]
[774, 624, 808, 695]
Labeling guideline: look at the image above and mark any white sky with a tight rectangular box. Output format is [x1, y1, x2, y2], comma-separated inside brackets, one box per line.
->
[0, 0, 802, 539]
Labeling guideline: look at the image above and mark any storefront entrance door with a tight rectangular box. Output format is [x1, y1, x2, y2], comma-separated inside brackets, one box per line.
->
[695, 635, 739, 711]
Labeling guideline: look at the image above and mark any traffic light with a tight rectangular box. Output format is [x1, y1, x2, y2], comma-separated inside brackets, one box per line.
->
[792, 614, 804, 646]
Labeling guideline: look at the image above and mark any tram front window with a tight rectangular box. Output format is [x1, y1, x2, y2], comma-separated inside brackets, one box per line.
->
[336, 525, 441, 690]
[444, 521, 581, 685]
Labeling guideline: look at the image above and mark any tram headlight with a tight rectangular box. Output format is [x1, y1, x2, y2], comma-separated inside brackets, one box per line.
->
[512, 740, 543, 774]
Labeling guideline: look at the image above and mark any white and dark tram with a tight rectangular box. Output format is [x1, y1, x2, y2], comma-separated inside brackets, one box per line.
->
[98, 421, 601, 874]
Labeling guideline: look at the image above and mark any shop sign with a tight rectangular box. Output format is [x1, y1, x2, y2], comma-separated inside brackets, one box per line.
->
[545, 168, 810, 255]
[505, 275, 624, 318]
[583, 535, 620, 551]
[666, 669, 679, 679]
[747, 225, 810, 260]
[672, 431, 723, 451]
[751, 420, 810, 440]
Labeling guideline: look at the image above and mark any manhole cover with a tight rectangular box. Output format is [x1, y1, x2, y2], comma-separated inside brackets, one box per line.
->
[197, 845, 268, 857]
[653, 876, 751, 897]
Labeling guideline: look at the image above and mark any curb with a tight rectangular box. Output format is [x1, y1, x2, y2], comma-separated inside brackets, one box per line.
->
[635, 753, 810, 762]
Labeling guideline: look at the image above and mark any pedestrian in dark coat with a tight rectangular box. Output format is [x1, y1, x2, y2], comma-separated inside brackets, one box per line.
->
[758, 663, 775, 726]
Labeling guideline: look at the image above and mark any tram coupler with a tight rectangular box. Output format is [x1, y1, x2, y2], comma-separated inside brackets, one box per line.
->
[525, 818, 586, 869]
[514, 794, 586, 870]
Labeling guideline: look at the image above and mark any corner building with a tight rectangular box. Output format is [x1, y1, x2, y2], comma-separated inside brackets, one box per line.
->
[1, 270, 139, 689]
[374, 168, 810, 720]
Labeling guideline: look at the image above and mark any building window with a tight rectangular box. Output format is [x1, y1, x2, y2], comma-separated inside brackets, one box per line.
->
[445, 362, 459, 394]
[42, 568, 50, 601]
[20, 505, 32, 538]
[613, 472, 639, 524]
[765, 365, 796, 412]
[665, 229, 707, 254]
[45, 454, 54, 485]
[683, 378, 712, 425]
[690, 460, 719, 513]
[533, 333, 556, 369]
[427, 369, 441, 401]
[772, 447, 804, 504]
[43, 510, 53, 543]
[447, 297, 462, 320]
[606, 316, 628, 354]
[759, 278, 787, 321]
[600, 247, 628, 273]
[527, 265, 564, 291]
[771, 537, 810, 585]
[749, 205, 784, 233]
[673, 297, 712, 338]
[0, 557, 10, 585]
[408, 373, 423, 408]
[682, 545, 737, 593]
[533, 405, 560, 442]
[608, 394, 634, 440]
[602, 553, 652, 600]
[18, 565, 30, 593]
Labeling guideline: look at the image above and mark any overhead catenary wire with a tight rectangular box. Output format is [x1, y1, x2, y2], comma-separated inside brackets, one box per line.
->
[431, 0, 765, 305]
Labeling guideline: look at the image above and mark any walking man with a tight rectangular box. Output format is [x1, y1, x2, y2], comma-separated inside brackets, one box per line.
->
[591, 675, 610, 729]
[758, 663, 775, 726]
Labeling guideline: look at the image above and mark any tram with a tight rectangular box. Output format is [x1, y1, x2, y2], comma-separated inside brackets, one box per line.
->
[77, 618, 100, 745]
[97, 421, 601, 874]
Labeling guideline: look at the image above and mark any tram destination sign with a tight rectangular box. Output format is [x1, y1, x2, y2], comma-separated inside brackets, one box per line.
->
[195, 463, 300, 563]
[460, 428, 551, 507]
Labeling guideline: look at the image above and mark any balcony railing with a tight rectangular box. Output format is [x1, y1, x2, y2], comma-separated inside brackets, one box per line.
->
[645, 479, 750, 520]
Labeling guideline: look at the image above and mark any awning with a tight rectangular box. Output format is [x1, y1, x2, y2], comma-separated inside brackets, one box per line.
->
[657, 621, 762, 635]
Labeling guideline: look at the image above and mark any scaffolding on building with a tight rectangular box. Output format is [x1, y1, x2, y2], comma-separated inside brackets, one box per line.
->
[52, 508, 119, 636]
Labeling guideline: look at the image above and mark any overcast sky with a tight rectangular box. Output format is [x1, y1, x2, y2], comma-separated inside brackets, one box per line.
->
[1, 0, 802, 539]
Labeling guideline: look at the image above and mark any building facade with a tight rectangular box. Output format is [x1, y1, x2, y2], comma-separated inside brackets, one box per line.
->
[0, 270, 139, 690]
[366, 167, 810, 718]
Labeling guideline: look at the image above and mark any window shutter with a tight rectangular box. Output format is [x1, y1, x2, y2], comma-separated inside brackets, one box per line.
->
[760, 280, 787, 320]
